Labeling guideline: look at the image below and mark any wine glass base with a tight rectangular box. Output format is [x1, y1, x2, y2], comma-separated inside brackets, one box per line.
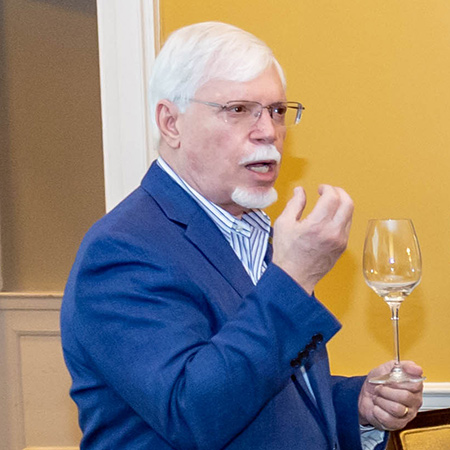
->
[369, 372, 426, 385]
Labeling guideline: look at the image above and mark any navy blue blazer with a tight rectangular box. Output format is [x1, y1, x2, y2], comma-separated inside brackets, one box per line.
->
[61, 162, 375, 450]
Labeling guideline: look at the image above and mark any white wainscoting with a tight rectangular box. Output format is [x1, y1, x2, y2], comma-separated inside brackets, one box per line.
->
[0, 293, 448, 450]
[0, 294, 80, 450]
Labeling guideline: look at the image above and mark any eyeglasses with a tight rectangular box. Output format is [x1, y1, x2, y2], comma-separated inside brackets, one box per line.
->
[189, 99, 305, 127]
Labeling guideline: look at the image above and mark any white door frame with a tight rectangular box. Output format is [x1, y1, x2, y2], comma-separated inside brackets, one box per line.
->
[96, 0, 160, 211]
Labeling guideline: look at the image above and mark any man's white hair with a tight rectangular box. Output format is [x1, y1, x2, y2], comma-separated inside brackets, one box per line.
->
[149, 21, 286, 147]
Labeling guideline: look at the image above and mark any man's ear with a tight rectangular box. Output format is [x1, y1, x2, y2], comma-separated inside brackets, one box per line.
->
[155, 100, 181, 149]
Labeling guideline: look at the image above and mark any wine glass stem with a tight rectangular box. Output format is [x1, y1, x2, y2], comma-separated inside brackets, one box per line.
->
[389, 302, 402, 366]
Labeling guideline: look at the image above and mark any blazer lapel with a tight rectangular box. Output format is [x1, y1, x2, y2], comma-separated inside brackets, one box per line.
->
[141, 162, 254, 298]
[184, 211, 255, 297]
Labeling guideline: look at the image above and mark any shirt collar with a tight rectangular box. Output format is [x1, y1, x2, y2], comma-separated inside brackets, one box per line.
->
[156, 157, 271, 237]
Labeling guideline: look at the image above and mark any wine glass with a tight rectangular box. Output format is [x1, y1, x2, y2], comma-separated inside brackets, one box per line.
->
[363, 219, 425, 384]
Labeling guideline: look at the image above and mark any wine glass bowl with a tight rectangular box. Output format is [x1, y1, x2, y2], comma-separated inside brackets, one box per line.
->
[363, 219, 425, 384]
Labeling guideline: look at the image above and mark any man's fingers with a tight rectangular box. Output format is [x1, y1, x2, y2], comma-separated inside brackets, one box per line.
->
[400, 361, 425, 379]
[273, 184, 354, 291]
[282, 187, 307, 222]
[332, 187, 354, 228]
[307, 185, 345, 224]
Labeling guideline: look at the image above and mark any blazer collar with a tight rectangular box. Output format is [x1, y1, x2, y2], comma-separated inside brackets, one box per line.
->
[141, 162, 255, 297]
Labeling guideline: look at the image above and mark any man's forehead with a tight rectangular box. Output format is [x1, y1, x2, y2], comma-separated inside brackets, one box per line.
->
[194, 69, 286, 101]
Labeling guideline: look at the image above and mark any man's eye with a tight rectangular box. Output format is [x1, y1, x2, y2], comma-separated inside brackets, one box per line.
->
[273, 105, 287, 116]
[226, 104, 249, 114]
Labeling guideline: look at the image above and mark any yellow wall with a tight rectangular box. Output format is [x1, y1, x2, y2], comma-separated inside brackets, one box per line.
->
[160, 0, 450, 381]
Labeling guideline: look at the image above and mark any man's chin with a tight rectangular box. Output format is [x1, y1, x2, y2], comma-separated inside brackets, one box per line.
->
[231, 187, 278, 210]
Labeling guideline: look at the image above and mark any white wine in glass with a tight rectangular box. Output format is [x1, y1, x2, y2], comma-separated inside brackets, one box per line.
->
[363, 219, 425, 384]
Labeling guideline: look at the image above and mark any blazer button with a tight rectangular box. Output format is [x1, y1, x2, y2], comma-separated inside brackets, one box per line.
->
[306, 342, 313, 351]
[290, 358, 301, 368]
[312, 333, 324, 344]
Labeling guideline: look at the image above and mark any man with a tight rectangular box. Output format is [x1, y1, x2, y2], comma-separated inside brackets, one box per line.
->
[61, 22, 423, 450]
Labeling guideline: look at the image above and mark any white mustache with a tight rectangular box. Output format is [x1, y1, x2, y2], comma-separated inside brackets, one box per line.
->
[239, 145, 281, 165]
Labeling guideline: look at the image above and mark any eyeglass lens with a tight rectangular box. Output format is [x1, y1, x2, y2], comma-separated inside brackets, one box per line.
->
[222, 102, 302, 127]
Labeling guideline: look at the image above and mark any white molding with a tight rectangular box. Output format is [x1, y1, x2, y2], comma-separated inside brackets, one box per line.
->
[422, 382, 450, 410]
[0, 293, 62, 311]
[96, 0, 160, 212]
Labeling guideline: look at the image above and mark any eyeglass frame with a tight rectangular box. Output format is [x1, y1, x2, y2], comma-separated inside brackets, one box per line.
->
[188, 99, 305, 127]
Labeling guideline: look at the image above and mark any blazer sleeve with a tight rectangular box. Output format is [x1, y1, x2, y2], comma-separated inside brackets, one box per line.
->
[68, 230, 341, 450]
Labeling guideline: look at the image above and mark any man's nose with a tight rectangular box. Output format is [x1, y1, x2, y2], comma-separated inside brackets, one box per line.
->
[251, 108, 277, 143]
